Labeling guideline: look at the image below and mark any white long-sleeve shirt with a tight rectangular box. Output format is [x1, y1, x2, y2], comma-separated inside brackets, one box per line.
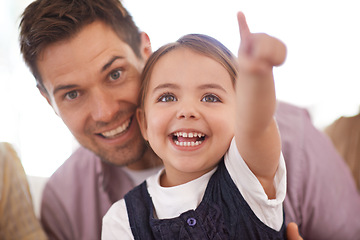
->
[102, 138, 286, 239]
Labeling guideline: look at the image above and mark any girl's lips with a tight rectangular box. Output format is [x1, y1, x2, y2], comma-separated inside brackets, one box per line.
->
[171, 131, 206, 147]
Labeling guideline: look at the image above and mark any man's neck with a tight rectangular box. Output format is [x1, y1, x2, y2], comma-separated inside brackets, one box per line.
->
[127, 147, 163, 170]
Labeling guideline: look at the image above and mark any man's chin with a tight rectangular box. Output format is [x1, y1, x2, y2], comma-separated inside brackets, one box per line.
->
[100, 154, 142, 167]
[95, 141, 148, 167]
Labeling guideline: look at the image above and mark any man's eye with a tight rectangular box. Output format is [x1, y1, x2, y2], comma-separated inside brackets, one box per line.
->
[158, 93, 177, 102]
[201, 94, 221, 103]
[109, 70, 122, 81]
[65, 91, 79, 100]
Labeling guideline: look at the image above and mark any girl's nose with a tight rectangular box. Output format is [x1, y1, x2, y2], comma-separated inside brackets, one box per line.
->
[176, 101, 200, 120]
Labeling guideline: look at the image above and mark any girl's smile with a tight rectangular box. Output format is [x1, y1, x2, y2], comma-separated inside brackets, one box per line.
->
[170, 130, 206, 148]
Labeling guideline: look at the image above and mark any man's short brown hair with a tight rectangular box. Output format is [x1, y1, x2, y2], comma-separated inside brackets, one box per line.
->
[19, 0, 141, 91]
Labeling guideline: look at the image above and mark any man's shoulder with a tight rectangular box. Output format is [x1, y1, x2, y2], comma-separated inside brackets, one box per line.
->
[40, 147, 113, 240]
[274, 101, 321, 170]
[275, 101, 316, 144]
[44, 147, 101, 191]
[275, 101, 311, 129]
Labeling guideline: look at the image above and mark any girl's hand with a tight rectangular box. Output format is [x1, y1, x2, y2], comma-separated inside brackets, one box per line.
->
[237, 11, 287, 75]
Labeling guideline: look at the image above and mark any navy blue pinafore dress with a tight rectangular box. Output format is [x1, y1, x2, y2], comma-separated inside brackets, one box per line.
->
[124, 159, 286, 239]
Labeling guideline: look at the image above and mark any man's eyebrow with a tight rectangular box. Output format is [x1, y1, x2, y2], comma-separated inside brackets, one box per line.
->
[102, 56, 123, 72]
[52, 56, 123, 96]
[53, 84, 79, 95]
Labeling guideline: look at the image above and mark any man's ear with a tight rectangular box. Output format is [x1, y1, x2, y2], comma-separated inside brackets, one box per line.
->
[136, 108, 148, 141]
[38, 84, 52, 105]
[38, 84, 59, 116]
[140, 32, 152, 61]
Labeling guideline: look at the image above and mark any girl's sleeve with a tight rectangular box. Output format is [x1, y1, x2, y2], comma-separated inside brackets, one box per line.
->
[224, 137, 286, 231]
[102, 199, 134, 240]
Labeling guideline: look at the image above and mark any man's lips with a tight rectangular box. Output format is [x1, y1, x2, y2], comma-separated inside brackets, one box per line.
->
[99, 117, 132, 139]
[171, 131, 206, 147]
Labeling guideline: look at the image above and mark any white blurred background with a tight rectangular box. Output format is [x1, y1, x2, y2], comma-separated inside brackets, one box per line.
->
[1, 0, 359, 177]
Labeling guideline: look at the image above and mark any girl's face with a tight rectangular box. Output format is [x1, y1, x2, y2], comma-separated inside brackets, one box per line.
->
[138, 48, 236, 187]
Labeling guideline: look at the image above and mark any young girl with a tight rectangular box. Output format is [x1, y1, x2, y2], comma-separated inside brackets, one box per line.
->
[102, 12, 287, 239]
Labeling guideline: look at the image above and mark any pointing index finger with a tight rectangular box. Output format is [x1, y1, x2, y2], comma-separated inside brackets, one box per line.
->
[237, 11, 251, 41]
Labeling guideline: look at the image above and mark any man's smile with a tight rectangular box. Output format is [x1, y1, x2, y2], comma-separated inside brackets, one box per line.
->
[99, 117, 132, 139]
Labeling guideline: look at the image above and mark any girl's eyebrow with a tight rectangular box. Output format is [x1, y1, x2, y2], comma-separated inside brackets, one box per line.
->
[152, 83, 179, 92]
[197, 83, 227, 93]
[152, 83, 227, 93]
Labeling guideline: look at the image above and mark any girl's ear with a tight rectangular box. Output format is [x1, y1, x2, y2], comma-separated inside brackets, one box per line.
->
[136, 108, 148, 141]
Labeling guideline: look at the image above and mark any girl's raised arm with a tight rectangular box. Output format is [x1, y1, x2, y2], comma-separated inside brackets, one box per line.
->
[235, 12, 286, 199]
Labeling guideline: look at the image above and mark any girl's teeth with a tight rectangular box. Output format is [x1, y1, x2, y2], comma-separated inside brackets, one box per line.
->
[172, 131, 205, 147]
[174, 140, 203, 147]
[174, 132, 204, 138]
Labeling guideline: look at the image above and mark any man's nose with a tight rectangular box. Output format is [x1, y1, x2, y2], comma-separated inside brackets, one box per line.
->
[90, 89, 118, 122]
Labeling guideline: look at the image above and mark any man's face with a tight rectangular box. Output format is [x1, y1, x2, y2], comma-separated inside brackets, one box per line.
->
[37, 21, 151, 168]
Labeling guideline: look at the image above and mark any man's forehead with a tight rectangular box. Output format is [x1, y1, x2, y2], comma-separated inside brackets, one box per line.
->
[37, 22, 137, 94]
[40, 21, 131, 60]
[37, 21, 135, 81]
[72, 21, 132, 55]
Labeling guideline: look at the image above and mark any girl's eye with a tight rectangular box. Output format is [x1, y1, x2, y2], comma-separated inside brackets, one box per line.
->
[109, 69, 122, 81]
[201, 94, 221, 103]
[158, 93, 177, 102]
[65, 90, 79, 100]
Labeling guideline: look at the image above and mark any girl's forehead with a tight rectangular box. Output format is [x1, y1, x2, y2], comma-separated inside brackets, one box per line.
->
[151, 48, 225, 76]
[148, 51, 234, 90]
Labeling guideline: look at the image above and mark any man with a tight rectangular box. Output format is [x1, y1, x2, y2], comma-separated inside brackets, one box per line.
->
[19, 0, 359, 239]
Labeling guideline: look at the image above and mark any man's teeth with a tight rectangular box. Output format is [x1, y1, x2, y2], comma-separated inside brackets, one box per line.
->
[102, 118, 131, 138]
[173, 131, 205, 147]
